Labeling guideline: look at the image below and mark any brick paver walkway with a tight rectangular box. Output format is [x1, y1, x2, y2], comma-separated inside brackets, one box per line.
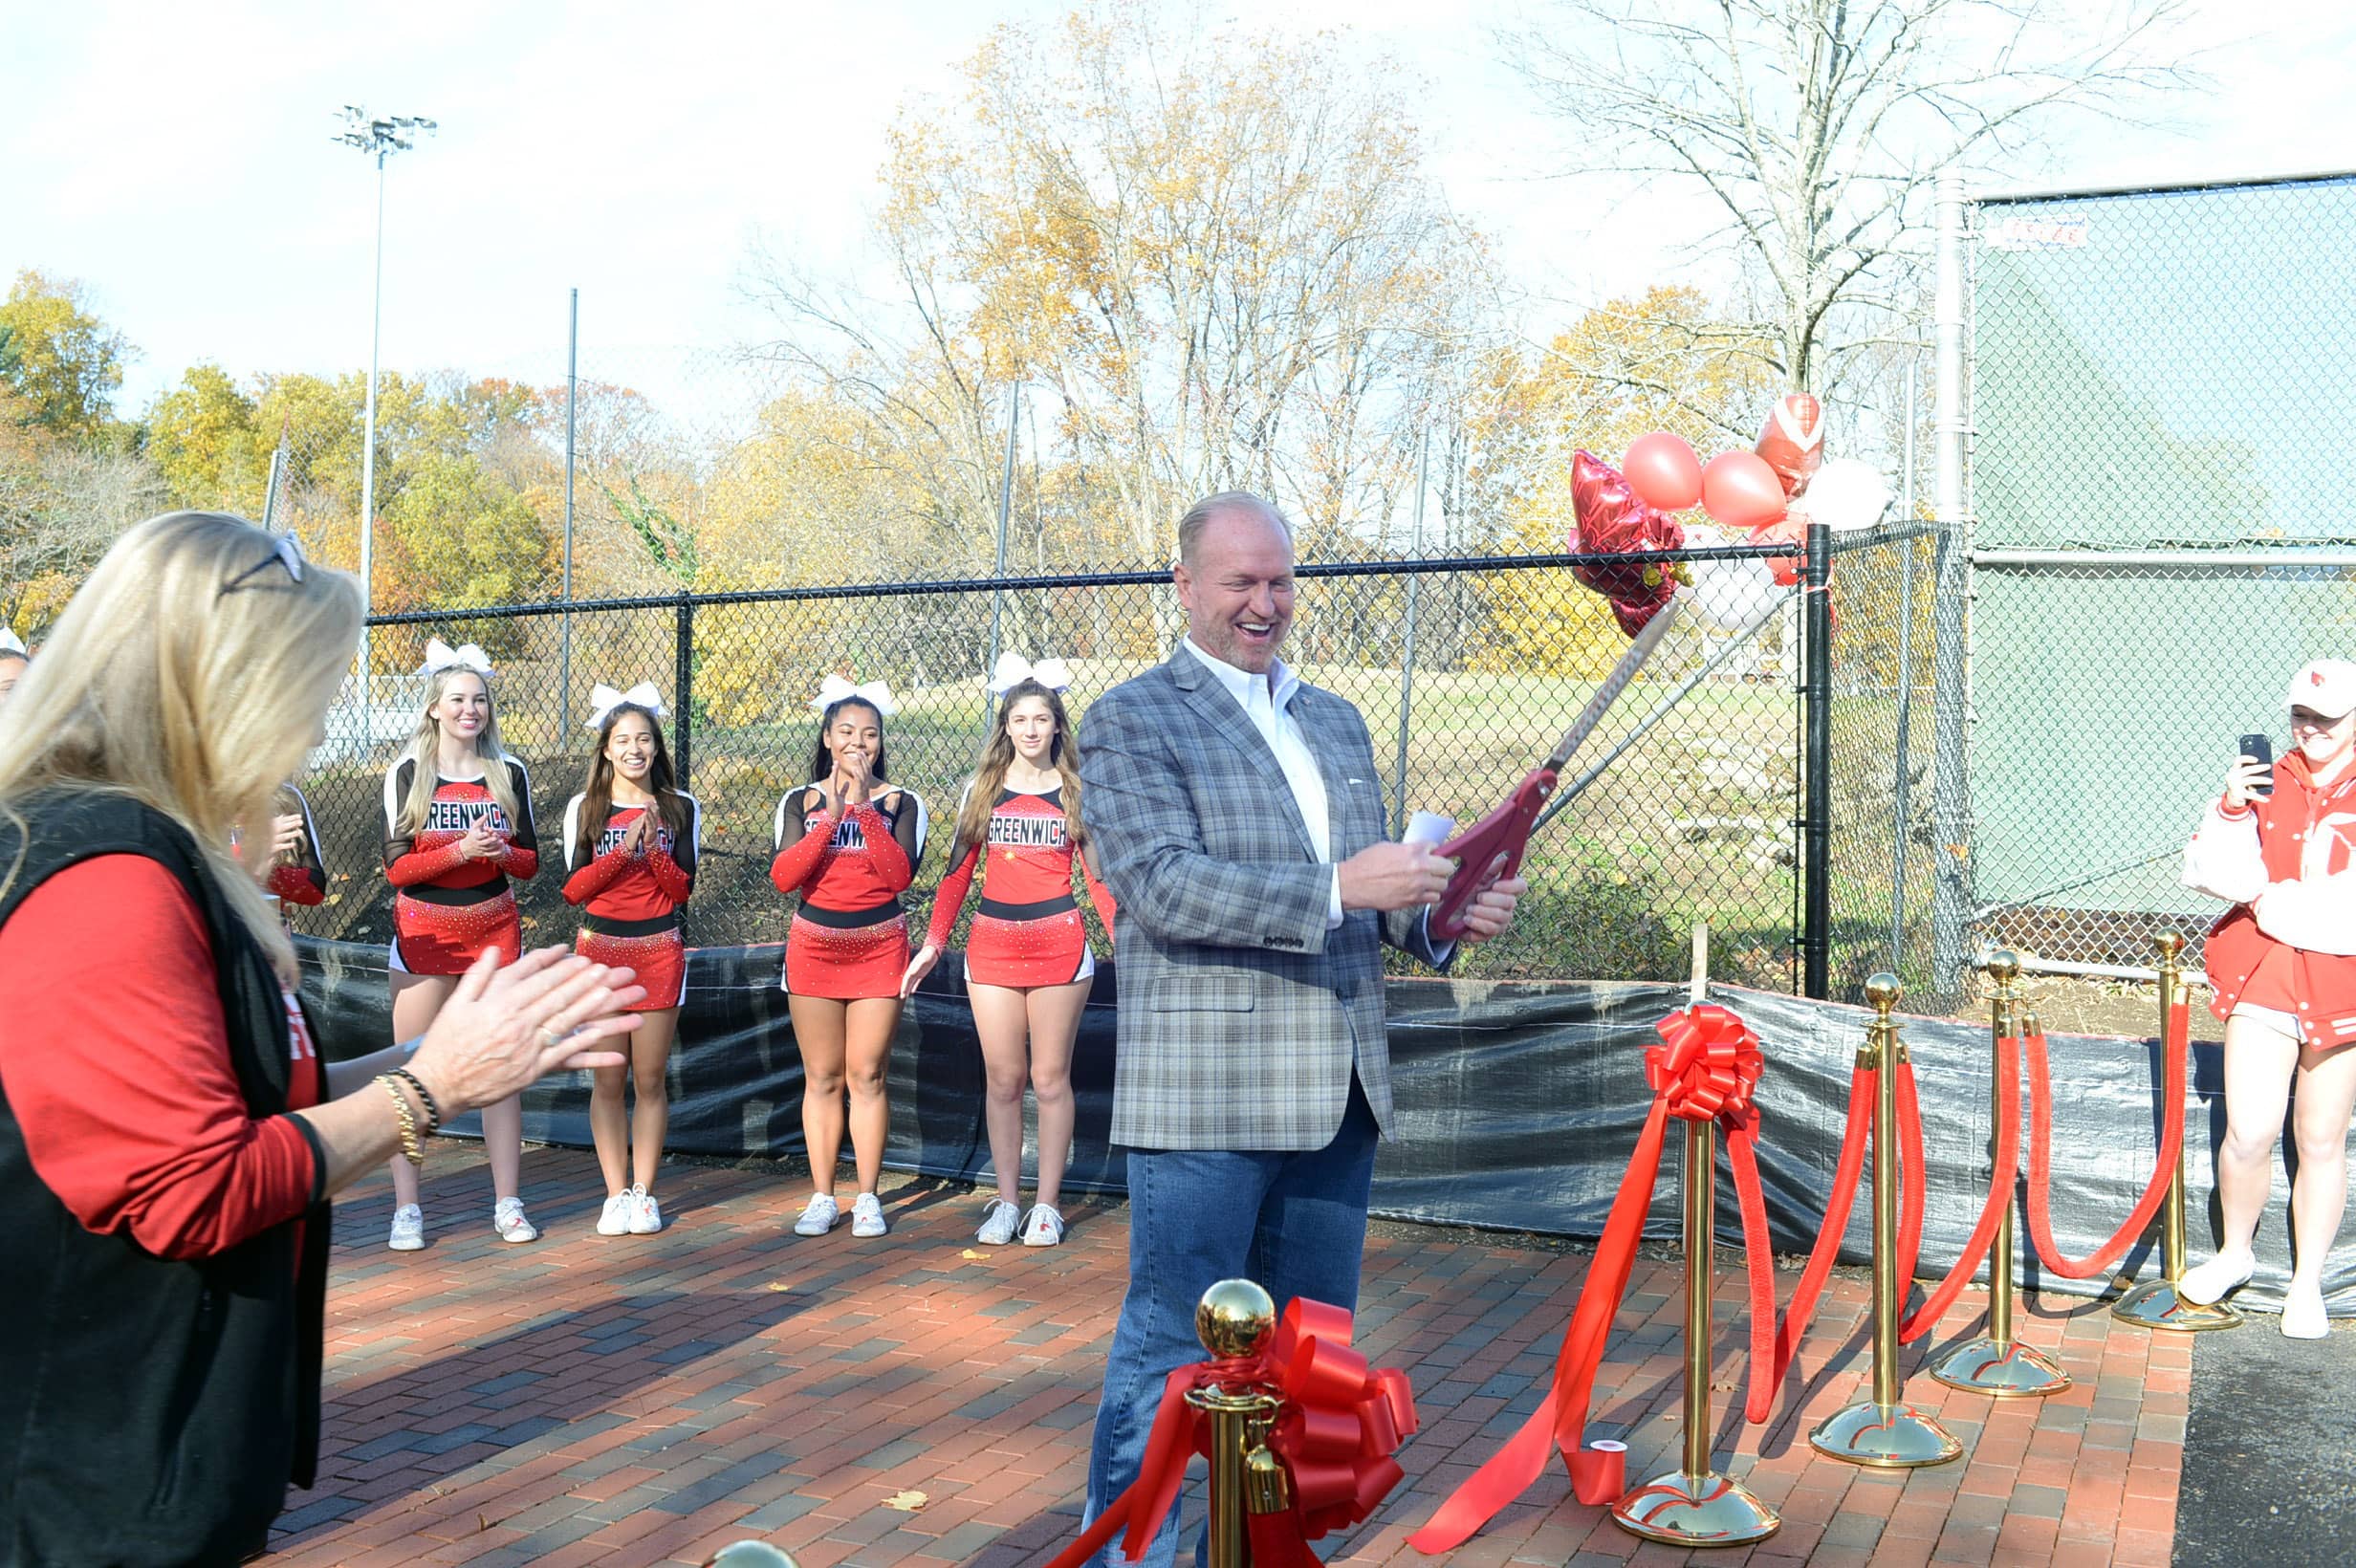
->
[265, 1147, 2184, 1567]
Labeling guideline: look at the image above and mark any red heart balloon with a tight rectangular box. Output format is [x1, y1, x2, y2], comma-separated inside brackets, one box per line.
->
[1700, 451, 1788, 531]
[1569, 450, 1685, 635]
[1623, 431, 1703, 512]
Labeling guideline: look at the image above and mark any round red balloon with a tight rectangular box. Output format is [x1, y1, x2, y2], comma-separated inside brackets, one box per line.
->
[1701, 451, 1788, 531]
[1623, 431, 1703, 512]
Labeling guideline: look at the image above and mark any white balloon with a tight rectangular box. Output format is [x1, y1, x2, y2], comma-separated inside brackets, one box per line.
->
[1795, 457, 1893, 533]
[1684, 524, 1778, 632]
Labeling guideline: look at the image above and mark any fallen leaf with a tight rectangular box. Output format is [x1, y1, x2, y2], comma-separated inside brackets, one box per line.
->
[766, 1281, 794, 1293]
[961, 1249, 987, 1260]
[883, 1491, 927, 1512]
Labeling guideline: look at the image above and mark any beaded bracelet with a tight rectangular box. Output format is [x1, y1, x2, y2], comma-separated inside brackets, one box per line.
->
[385, 1067, 444, 1137]
[376, 1075, 425, 1165]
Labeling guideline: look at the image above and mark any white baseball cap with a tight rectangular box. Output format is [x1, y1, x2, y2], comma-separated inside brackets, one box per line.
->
[2287, 659, 2356, 720]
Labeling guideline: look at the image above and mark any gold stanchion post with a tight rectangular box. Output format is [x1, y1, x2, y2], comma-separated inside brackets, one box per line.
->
[1810, 974, 1964, 1468]
[1189, 1279, 1283, 1568]
[2110, 932, 2242, 1331]
[1614, 924, 1779, 1545]
[1930, 949, 2071, 1395]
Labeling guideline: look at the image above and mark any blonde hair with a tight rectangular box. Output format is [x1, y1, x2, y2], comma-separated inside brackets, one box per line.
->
[395, 666, 520, 836]
[0, 512, 362, 980]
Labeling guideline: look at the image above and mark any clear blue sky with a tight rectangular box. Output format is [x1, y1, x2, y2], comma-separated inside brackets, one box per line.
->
[5, 0, 2350, 413]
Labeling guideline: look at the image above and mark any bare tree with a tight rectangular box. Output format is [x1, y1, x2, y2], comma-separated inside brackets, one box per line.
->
[744, 4, 1497, 567]
[1508, 0, 2200, 392]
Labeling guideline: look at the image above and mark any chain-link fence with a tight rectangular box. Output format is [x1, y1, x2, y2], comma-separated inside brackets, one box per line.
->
[281, 527, 1935, 995]
[1967, 171, 2356, 974]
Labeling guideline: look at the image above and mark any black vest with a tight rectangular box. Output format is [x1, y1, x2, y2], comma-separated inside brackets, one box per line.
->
[0, 791, 330, 1568]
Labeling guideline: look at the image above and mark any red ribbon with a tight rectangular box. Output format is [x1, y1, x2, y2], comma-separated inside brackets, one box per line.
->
[1409, 1004, 1772, 1555]
[1043, 1298, 1417, 1568]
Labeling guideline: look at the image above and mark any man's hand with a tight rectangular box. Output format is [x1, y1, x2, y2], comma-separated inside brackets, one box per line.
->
[1453, 872, 1528, 944]
[1338, 841, 1452, 913]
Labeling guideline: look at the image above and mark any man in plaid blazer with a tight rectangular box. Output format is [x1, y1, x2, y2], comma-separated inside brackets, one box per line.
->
[1076, 491, 1525, 1563]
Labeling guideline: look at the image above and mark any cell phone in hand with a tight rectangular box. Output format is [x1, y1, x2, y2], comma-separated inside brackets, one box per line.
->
[2239, 733, 2273, 797]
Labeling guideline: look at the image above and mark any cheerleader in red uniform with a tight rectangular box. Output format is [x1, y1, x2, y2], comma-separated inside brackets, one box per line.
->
[903, 657, 1113, 1249]
[264, 784, 328, 909]
[772, 677, 928, 1239]
[561, 683, 698, 1238]
[380, 639, 541, 1251]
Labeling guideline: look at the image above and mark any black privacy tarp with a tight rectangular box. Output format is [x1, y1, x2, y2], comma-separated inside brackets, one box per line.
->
[299, 938, 2353, 1315]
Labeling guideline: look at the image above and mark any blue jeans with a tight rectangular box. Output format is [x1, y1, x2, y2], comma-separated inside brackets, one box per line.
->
[1080, 1079, 1381, 1568]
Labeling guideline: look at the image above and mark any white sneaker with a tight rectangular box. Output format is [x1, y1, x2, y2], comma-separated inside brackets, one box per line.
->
[493, 1197, 538, 1244]
[976, 1199, 1022, 1246]
[851, 1191, 887, 1238]
[1020, 1205, 1065, 1248]
[628, 1186, 663, 1235]
[2282, 1282, 2330, 1339]
[597, 1192, 634, 1236]
[793, 1193, 840, 1236]
[2180, 1249, 2255, 1306]
[388, 1204, 425, 1252]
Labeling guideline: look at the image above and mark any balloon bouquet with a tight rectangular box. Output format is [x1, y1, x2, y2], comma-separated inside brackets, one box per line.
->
[1568, 395, 1896, 638]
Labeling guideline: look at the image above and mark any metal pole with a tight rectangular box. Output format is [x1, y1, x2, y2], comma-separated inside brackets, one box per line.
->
[1811, 975, 1962, 1466]
[1931, 166, 1974, 999]
[1390, 430, 1429, 838]
[983, 384, 1019, 726]
[360, 147, 386, 724]
[561, 288, 578, 739]
[1801, 520, 1834, 998]
[674, 598, 695, 788]
[1888, 356, 1921, 974]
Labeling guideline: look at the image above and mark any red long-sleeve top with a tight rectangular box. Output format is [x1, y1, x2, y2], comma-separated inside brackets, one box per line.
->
[926, 786, 1116, 949]
[561, 793, 700, 927]
[769, 784, 927, 914]
[382, 757, 538, 897]
[0, 856, 322, 1260]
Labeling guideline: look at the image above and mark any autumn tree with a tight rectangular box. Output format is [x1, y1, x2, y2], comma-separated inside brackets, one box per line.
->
[1506, 0, 2195, 394]
[0, 271, 134, 444]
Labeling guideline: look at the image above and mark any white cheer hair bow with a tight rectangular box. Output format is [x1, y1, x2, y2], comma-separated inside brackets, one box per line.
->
[987, 652, 1073, 695]
[421, 638, 494, 678]
[0, 627, 24, 657]
[586, 681, 665, 730]
[811, 674, 898, 716]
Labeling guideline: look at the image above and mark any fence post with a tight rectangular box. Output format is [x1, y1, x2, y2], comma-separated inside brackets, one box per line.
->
[1390, 430, 1429, 837]
[1888, 356, 1921, 977]
[560, 287, 578, 740]
[1931, 166, 1974, 997]
[673, 596, 695, 788]
[1801, 520, 1834, 998]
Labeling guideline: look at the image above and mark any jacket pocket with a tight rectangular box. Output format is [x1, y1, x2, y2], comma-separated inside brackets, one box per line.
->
[1150, 980, 1257, 1012]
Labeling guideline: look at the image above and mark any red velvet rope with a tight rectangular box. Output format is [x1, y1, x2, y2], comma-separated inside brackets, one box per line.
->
[1043, 1299, 1416, 1568]
[2021, 996, 2190, 1279]
[1764, 1060, 1874, 1397]
[1409, 1005, 1768, 1555]
[1899, 1030, 2022, 1341]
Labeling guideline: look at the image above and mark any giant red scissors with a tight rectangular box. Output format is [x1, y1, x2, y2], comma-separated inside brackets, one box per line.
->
[1428, 598, 1683, 941]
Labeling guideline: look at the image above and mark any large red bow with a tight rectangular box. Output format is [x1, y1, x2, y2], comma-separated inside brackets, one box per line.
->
[1409, 1005, 1773, 1555]
[1045, 1298, 1417, 1568]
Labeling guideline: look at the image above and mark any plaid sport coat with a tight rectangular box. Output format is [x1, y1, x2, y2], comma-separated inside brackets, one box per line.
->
[1078, 644, 1451, 1152]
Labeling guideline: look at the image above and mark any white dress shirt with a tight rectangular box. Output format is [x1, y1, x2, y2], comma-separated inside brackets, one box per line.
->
[1182, 638, 1346, 928]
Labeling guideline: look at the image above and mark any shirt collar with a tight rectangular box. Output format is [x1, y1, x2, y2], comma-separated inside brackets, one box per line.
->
[1183, 636, 1300, 712]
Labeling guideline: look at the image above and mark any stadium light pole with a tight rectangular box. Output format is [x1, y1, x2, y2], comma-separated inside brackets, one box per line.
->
[336, 105, 436, 727]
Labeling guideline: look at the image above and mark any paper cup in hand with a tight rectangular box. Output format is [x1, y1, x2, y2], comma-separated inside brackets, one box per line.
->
[1404, 811, 1456, 849]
